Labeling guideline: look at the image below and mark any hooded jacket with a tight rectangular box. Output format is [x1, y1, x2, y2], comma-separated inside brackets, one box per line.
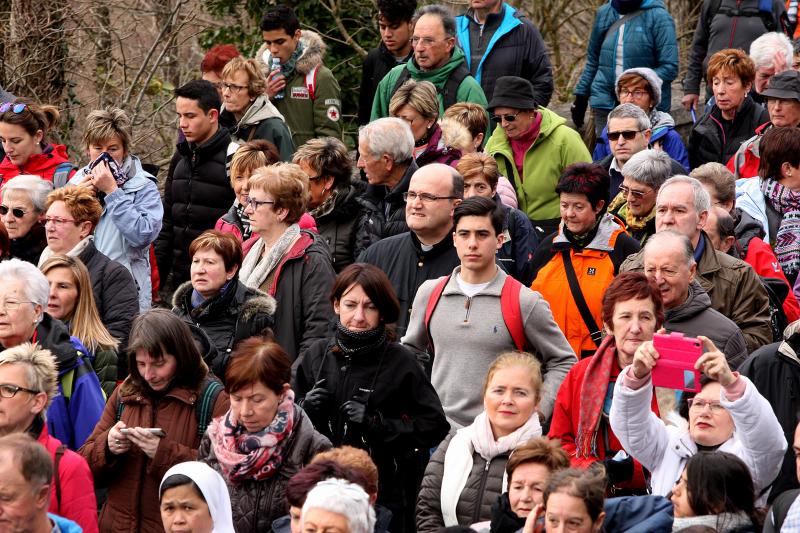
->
[664, 280, 749, 368]
[220, 95, 295, 161]
[370, 46, 488, 121]
[258, 31, 342, 147]
[727, 121, 771, 179]
[313, 182, 372, 272]
[359, 42, 412, 125]
[497, 200, 538, 285]
[485, 107, 592, 229]
[358, 160, 418, 244]
[455, 3, 553, 109]
[574, 0, 678, 112]
[736, 174, 782, 244]
[0, 143, 75, 185]
[71, 155, 163, 311]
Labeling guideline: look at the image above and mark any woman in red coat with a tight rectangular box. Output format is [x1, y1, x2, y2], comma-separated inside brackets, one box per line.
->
[548, 272, 662, 495]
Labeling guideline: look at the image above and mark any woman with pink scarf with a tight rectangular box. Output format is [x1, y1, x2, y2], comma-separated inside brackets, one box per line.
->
[416, 352, 544, 533]
[198, 337, 330, 532]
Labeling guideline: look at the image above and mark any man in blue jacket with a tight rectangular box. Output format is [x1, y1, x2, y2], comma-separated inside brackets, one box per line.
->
[455, 0, 553, 110]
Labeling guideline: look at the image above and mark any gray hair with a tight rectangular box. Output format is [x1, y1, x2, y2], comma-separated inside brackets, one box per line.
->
[657, 175, 711, 216]
[303, 479, 376, 533]
[0, 343, 58, 408]
[622, 149, 673, 191]
[359, 118, 415, 165]
[2, 175, 54, 213]
[413, 4, 456, 37]
[0, 434, 53, 492]
[0, 259, 50, 311]
[644, 230, 695, 268]
[607, 103, 651, 131]
[750, 32, 794, 69]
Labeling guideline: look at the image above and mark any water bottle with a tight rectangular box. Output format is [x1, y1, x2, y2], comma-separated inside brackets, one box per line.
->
[271, 58, 284, 100]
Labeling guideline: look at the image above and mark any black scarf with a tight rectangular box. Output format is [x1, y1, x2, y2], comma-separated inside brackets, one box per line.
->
[334, 322, 386, 354]
[490, 493, 526, 533]
[563, 218, 601, 249]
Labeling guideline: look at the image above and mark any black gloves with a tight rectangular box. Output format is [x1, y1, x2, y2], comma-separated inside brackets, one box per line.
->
[341, 400, 369, 424]
[571, 94, 589, 129]
[301, 379, 331, 412]
[603, 454, 635, 486]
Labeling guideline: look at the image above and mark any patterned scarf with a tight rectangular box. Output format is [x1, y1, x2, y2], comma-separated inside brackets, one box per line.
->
[334, 322, 386, 354]
[575, 335, 618, 458]
[239, 224, 300, 290]
[280, 42, 306, 80]
[234, 201, 252, 242]
[208, 389, 296, 483]
[761, 177, 800, 276]
[310, 187, 341, 220]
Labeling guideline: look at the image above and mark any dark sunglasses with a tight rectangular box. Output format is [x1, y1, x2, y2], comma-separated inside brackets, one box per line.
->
[607, 129, 642, 142]
[0, 103, 27, 114]
[491, 111, 522, 123]
[0, 205, 27, 218]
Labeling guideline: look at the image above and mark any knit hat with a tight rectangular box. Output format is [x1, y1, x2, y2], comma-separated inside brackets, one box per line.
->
[488, 76, 538, 111]
[762, 70, 800, 102]
[615, 67, 663, 109]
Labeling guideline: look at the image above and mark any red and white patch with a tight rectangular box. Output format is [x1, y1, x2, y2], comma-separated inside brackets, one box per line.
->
[327, 106, 340, 122]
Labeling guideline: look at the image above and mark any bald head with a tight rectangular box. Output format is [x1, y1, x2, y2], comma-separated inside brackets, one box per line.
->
[405, 164, 464, 245]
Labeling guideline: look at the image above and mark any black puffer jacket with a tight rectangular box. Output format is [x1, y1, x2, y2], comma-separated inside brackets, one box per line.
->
[313, 182, 371, 273]
[155, 127, 236, 285]
[296, 337, 450, 533]
[171, 280, 276, 378]
[198, 404, 331, 533]
[688, 96, 770, 168]
[359, 161, 418, 245]
[78, 239, 138, 359]
[416, 432, 510, 533]
[9, 222, 46, 265]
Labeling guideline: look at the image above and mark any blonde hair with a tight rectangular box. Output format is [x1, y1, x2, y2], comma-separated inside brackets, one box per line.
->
[439, 118, 472, 153]
[312, 446, 379, 497]
[443, 102, 488, 140]
[222, 57, 267, 98]
[483, 351, 543, 403]
[0, 343, 58, 407]
[39, 255, 118, 352]
[248, 163, 310, 224]
[83, 107, 132, 154]
[389, 79, 439, 121]
[229, 140, 281, 189]
[456, 152, 500, 190]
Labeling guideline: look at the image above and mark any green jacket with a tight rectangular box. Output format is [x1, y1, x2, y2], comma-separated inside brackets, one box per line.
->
[258, 31, 342, 147]
[485, 107, 591, 223]
[370, 47, 488, 121]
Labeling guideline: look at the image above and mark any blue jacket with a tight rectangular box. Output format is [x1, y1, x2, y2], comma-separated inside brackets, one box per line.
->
[592, 125, 690, 171]
[498, 201, 539, 285]
[602, 495, 674, 533]
[71, 155, 163, 311]
[49, 513, 83, 533]
[574, 0, 678, 112]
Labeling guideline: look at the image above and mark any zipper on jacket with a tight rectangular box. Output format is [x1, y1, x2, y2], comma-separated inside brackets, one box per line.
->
[471, 458, 493, 524]
[464, 297, 473, 323]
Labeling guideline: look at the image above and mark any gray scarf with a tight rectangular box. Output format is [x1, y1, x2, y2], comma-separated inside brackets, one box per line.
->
[239, 224, 301, 290]
[671, 512, 751, 533]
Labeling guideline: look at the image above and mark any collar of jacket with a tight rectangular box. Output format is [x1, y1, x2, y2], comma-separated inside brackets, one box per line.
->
[177, 126, 231, 157]
[378, 40, 412, 64]
[552, 213, 622, 252]
[778, 320, 800, 364]
[456, 3, 522, 80]
[695, 231, 723, 276]
[383, 160, 418, 204]
[709, 95, 760, 129]
[409, 229, 455, 256]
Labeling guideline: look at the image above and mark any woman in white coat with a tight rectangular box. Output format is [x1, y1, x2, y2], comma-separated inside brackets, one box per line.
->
[609, 335, 786, 501]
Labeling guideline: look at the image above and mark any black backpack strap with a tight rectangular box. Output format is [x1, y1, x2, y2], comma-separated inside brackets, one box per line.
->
[54, 444, 66, 512]
[602, 9, 645, 43]
[196, 377, 224, 439]
[561, 250, 603, 347]
[391, 68, 413, 98]
[442, 61, 470, 110]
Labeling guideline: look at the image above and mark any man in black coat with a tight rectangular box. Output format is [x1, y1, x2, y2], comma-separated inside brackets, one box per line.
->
[155, 80, 237, 289]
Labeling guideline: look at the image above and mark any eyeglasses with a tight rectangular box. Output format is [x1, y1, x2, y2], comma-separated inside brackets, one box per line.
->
[618, 185, 652, 200]
[0, 383, 39, 398]
[619, 89, 649, 99]
[0, 103, 26, 114]
[410, 36, 447, 47]
[0, 300, 33, 311]
[607, 129, 643, 142]
[245, 197, 275, 210]
[492, 112, 522, 124]
[687, 398, 725, 413]
[403, 191, 459, 203]
[44, 216, 77, 227]
[221, 82, 247, 93]
[0, 205, 27, 218]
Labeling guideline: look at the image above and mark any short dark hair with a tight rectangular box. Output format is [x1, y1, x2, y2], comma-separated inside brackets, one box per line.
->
[413, 5, 456, 38]
[224, 337, 291, 396]
[685, 452, 758, 524]
[453, 196, 504, 236]
[261, 5, 300, 35]
[378, 0, 417, 24]
[160, 474, 205, 502]
[759, 126, 800, 180]
[286, 460, 370, 508]
[174, 80, 221, 114]
[330, 263, 400, 326]
[556, 163, 611, 212]
[293, 137, 353, 190]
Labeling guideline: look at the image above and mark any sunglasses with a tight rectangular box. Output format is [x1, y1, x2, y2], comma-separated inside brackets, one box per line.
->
[618, 185, 651, 200]
[0, 103, 27, 114]
[492, 111, 522, 123]
[0, 205, 27, 218]
[607, 129, 642, 142]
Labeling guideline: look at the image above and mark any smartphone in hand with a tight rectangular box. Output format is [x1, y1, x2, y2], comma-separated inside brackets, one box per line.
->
[120, 428, 166, 438]
[652, 332, 703, 392]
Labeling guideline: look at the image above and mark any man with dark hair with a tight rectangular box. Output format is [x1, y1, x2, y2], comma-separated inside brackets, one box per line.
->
[455, 0, 553, 110]
[155, 79, 238, 289]
[258, 5, 342, 147]
[358, 0, 417, 125]
[403, 195, 575, 428]
[370, 4, 488, 120]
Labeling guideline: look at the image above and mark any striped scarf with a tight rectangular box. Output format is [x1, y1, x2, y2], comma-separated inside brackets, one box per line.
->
[762, 178, 800, 276]
[575, 335, 618, 458]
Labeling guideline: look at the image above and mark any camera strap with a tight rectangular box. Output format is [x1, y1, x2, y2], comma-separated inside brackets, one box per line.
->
[561, 250, 603, 347]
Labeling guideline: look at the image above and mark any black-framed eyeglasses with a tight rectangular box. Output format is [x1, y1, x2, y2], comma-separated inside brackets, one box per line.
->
[492, 111, 522, 124]
[0, 205, 27, 218]
[607, 129, 643, 142]
[245, 196, 275, 210]
[221, 82, 247, 93]
[0, 103, 26, 114]
[403, 191, 459, 203]
[0, 383, 39, 398]
[618, 185, 652, 200]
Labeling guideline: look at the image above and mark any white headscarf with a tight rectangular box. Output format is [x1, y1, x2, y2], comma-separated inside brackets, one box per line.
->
[160, 461, 235, 533]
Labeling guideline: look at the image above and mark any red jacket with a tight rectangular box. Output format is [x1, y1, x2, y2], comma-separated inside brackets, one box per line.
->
[743, 236, 800, 322]
[0, 144, 75, 185]
[38, 424, 98, 533]
[548, 356, 659, 493]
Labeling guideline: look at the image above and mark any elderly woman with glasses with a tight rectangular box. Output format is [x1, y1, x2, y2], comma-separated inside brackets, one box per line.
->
[238, 163, 335, 363]
[218, 57, 294, 161]
[1, 174, 51, 265]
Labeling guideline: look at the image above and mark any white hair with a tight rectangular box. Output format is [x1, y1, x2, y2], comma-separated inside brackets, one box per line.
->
[622, 149, 673, 190]
[0, 259, 50, 310]
[657, 175, 712, 216]
[750, 32, 794, 69]
[2, 175, 53, 213]
[302, 479, 376, 533]
[359, 118, 414, 165]
[644, 230, 695, 268]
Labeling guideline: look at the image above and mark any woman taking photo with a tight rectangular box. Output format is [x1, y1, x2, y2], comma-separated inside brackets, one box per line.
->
[0, 99, 75, 185]
[416, 351, 544, 533]
[548, 272, 662, 495]
[295, 263, 450, 533]
[2, 174, 51, 264]
[80, 309, 230, 533]
[40, 254, 119, 397]
[172, 230, 275, 377]
[199, 336, 331, 531]
[239, 162, 335, 363]
[160, 461, 236, 533]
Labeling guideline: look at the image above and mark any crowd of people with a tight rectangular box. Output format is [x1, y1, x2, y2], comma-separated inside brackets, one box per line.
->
[3, 0, 800, 532]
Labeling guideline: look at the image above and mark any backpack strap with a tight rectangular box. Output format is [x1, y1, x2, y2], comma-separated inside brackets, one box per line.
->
[391, 68, 413, 98]
[52, 163, 74, 189]
[305, 65, 320, 100]
[441, 61, 470, 111]
[54, 444, 66, 512]
[196, 377, 224, 439]
[500, 276, 527, 351]
[602, 9, 645, 43]
[423, 275, 451, 358]
[561, 250, 603, 347]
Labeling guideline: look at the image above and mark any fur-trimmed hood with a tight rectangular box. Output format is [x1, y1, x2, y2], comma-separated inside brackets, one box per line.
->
[172, 280, 276, 320]
[257, 30, 326, 76]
